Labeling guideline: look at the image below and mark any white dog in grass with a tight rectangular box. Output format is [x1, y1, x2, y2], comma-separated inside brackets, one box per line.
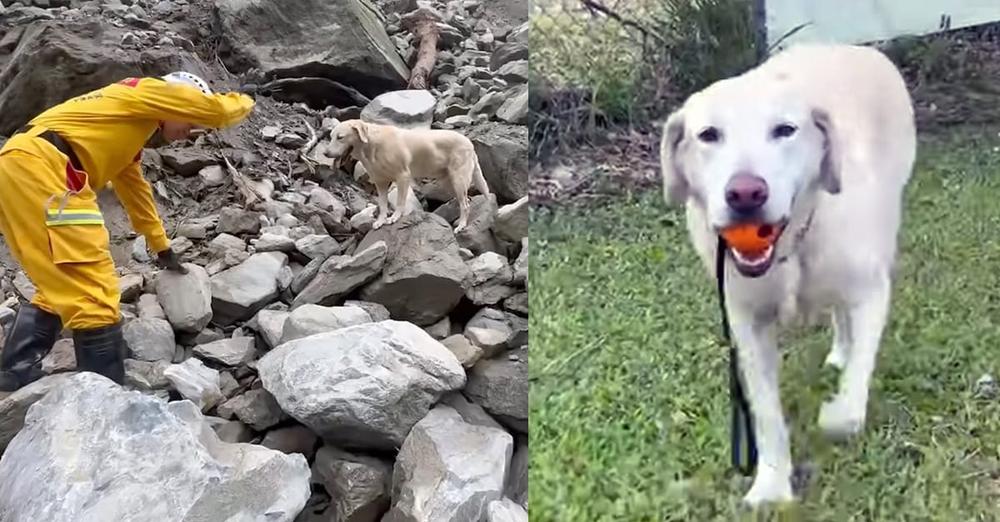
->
[659, 43, 916, 505]
[324, 119, 491, 232]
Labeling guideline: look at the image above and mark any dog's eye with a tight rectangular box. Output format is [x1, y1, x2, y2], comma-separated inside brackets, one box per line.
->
[697, 127, 720, 143]
[772, 123, 797, 139]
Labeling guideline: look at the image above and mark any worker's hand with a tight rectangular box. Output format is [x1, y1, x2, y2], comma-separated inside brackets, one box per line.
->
[156, 248, 189, 274]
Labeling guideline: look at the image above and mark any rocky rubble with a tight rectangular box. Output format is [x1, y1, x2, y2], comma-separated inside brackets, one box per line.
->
[0, 0, 528, 519]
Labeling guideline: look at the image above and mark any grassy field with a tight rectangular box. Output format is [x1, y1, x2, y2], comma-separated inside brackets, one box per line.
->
[528, 128, 1000, 521]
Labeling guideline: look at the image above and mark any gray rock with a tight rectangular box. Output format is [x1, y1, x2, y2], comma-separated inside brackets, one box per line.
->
[256, 233, 297, 253]
[40, 339, 75, 374]
[344, 301, 391, 322]
[280, 305, 372, 344]
[261, 425, 318, 460]
[465, 346, 527, 434]
[464, 308, 513, 356]
[211, 252, 289, 326]
[261, 126, 281, 141]
[176, 222, 209, 240]
[465, 123, 527, 203]
[461, 77, 482, 104]
[209, 233, 247, 255]
[487, 498, 528, 522]
[124, 359, 170, 390]
[512, 239, 527, 286]
[218, 389, 285, 431]
[469, 90, 506, 118]
[441, 334, 483, 369]
[258, 321, 465, 450]
[496, 84, 527, 125]
[313, 446, 392, 522]
[163, 358, 224, 412]
[213, 419, 254, 443]
[494, 196, 528, 243]
[0, 374, 71, 454]
[293, 241, 387, 308]
[119, 273, 144, 303]
[295, 234, 340, 260]
[276, 133, 307, 148]
[253, 309, 289, 349]
[217, 207, 262, 236]
[307, 188, 347, 219]
[358, 213, 471, 325]
[155, 263, 213, 333]
[351, 206, 377, 233]
[0, 373, 310, 521]
[435, 195, 500, 255]
[503, 293, 528, 316]
[361, 89, 436, 129]
[219, 371, 241, 399]
[156, 147, 218, 177]
[193, 337, 257, 367]
[214, 0, 408, 99]
[506, 440, 528, 507]
[198, 165, 226, 188]
[975, 373, 997, 400]
[468, 251, 513, 286]
[490, 41, 527, 71]
[496, 59, 527, 83]
[123, 318, 175, 362]
[383, 405, 512, 522]
[424, 316, 451, 339]
[439, 392, 504, 431]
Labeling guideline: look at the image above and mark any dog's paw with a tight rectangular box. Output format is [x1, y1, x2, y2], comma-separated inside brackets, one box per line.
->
[385, 214, 400, 225]
[454, 224, 468, 234]
[742, 470, 794, 507]
[818, 396, 866, 441]
[372, 219, 386, 230]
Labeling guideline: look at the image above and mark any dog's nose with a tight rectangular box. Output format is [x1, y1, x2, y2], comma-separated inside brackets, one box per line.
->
[725, 173, 769, 212]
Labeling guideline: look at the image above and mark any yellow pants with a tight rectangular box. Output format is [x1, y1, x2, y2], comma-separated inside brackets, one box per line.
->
[0, 147, 120, 329]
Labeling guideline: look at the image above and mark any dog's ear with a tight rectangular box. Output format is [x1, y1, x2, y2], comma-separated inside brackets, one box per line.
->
[353, 122, 371, 144]
[660, 109, 689, 205]
[811, 108, 841, 195]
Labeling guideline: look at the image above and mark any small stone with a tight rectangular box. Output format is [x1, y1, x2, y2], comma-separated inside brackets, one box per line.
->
[198, 165, 226, 188]
[175, 222, 209, 239]
[217, 208, 262, 236]
[261, 126, 281, 141]
[255, 233, 296, 253]
[118, 273, 144, 303]
[464, 308, 512, 356]
[218, 389, 285, 430]
[276, 133, 307, 149]
[132, 236, 151, 263]
[123, 318, 175, 362]
[163, 358, 224, 412]
[295, 234, 340, 260]
[974, 373, 997, 399]
[261, 426, 318, 460]
[424, 317, 451, 339]
[124, 359, 171, 390]
[213, 419, 253, 443]
[441, 334, 483, 368]
[193, 337, 256, 367]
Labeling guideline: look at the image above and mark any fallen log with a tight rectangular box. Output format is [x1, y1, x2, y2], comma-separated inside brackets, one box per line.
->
[402, 8, 443, 90]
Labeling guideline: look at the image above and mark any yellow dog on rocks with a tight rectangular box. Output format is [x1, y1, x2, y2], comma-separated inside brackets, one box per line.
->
[324, 119, 491, 232]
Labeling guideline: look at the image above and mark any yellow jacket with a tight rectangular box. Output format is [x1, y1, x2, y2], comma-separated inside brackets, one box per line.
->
[0, 77, 255, 253]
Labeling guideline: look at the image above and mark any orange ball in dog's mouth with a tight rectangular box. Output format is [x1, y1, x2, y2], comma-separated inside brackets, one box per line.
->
[720, 223, 783, 275]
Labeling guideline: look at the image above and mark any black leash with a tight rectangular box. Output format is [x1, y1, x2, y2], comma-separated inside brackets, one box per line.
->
[715, 235, 758, 475]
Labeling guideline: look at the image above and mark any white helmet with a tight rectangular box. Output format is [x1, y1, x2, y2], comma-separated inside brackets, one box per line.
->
[162, 71, 212, 95]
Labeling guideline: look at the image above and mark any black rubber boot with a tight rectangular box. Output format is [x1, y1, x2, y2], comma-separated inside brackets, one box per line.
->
[0, 303, 62, 392]
[72, 322, 126, 385]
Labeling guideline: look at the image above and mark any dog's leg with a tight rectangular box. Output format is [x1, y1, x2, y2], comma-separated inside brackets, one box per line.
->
[450, 174, 472, 233]
[373, 180, 390, 230]
[825, 306, 851, 369]
[386, 173, 410, 226]
[818, 274, 891, 440]
[730, 312, 794, 506]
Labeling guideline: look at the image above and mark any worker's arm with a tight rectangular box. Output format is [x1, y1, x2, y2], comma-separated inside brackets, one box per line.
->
[112, 159, 172, 254]
[120, 77, 255, 129]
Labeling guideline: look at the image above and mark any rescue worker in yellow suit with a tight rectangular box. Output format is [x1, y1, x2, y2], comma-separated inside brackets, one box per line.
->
[0, 71, 254, 391]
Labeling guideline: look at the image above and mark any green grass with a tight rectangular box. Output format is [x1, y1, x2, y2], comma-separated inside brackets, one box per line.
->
[528, 128, 1000, 521]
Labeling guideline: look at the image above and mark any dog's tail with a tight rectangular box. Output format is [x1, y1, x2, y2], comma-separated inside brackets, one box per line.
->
[471, 152, 491, 197]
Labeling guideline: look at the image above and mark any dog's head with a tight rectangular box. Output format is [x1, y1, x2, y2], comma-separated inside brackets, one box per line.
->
[326, 119, 372, 159]
[661, 76, 840, 276]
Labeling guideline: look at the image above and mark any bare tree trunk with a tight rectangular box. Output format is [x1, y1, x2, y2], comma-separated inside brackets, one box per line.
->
[403, 8, 443, 90]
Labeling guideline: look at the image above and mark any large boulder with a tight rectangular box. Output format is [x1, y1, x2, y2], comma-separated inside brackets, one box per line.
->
[292, 240, 387, 308]
[214, 0, 409, 98]
[211, 252, 289, 326]
[464, 123, 527, 204]
[0, 373, 310, 521]
[155, 264, 213, 333]
[383, 405, 513, 522]
[258, 321, 466, 451]
[0, 374, 71, 455]
[279, 304, 372, 343]
[357, 213, 471, 326]
[361, 89, 435, 129]
[465, 346, 528, 434]
[0, 19, 204, 135]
